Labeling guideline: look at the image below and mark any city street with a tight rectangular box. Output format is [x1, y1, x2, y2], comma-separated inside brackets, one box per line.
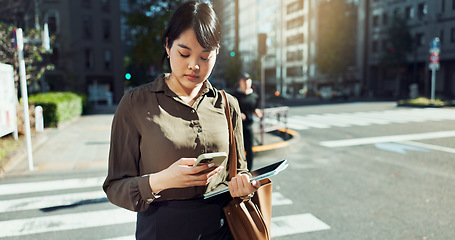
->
[1, 101, 455, 239]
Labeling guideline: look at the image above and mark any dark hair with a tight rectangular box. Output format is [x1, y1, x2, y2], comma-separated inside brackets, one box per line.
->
[239, 72, 251, 80]
[161, 1, 221, 70]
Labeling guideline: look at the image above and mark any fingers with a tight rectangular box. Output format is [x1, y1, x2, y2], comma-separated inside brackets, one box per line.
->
[228, 174, 256, 198]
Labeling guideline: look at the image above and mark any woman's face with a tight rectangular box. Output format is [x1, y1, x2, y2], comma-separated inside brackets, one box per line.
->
[166, 28, 218, 90]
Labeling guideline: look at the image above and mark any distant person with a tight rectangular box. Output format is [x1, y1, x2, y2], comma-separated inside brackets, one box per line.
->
[233, 73, 262, 170]
[103, 2, 259, 239]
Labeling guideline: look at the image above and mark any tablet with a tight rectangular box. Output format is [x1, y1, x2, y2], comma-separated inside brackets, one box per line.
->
[203, 159, 288, 199]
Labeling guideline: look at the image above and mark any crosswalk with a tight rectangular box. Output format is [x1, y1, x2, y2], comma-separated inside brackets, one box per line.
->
[0, 175, 330, 239]
[264, 108, 455, 130]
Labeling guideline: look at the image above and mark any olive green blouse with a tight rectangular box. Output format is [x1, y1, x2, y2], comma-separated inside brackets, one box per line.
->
[103, 74, 248, 212]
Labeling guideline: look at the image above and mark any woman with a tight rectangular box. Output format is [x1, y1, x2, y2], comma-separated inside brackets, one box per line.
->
[103, 1, 258, 239]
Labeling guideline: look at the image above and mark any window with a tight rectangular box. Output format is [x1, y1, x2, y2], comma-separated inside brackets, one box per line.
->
[372, 40, 378, 53]
[286, 34, 304, 46]
[451, 28, 455, 42]
[104, 50, 112, 70]
[51, 47, 59, 65]
[382, 12, 388, 25]
[287, 66, 303, 77]
[85, 48, 94, 69]
[45, 10, 59, 34]
[418, 3, 428, 18]
[453, 0, 455, 10]
[287, 0, 303, 14]
[103, 20, 111, 40]
[83, 15, 92, 39]
[442, 0, 445, 12]
[405, 6, 414, 19]
[286, 16, 304, 30]
[372, 15, 379, 27]
[440, 30, 444, 43]
[393, 8, 400, 17]
[415, 33, 425, 46]
[286, 50, 303, 62]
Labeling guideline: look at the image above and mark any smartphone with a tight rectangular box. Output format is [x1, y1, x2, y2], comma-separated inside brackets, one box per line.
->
[193, 152, 227, 167]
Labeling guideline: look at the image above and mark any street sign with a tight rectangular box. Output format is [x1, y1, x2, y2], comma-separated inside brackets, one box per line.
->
[430, 52, 439, 64]
[429, 37, 440, 54]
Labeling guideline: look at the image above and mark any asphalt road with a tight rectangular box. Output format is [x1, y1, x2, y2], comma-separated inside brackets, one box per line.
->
[1, 101, 454, 239]
[258, 101, 455, 239]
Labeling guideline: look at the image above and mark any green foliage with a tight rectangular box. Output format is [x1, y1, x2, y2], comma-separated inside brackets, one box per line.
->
[125, 0, 183, 83]
[380, 15, 413, 68]
[0, 22, 54, 93]
[314, 0, 356, 79]
[398, 97, 447, 107]
[224, 51, 243, 87]
[28, 92, 83, 127]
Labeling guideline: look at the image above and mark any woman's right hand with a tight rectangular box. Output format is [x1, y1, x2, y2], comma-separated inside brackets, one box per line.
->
[148, 158, 223, 193]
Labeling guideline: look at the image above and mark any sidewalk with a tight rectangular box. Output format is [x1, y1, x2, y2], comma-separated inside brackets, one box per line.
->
[1, 104, 297, 175]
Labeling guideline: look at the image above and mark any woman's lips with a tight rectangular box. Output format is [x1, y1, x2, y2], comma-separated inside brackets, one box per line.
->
[185, 74, 199, 80]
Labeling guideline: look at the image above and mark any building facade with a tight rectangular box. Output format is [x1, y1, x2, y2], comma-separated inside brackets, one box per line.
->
[40, 0, 124, 103]
[363, 0, 455, 99]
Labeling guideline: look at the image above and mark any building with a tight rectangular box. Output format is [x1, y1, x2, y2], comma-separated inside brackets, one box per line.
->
[363, 0, 455, 99]
[39, 0, 124, 104]
[215, 0, 361, 99]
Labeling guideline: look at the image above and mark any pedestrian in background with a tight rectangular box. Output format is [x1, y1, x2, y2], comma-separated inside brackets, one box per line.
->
[103, 1, 259, 239]
[233, 73, 262, 170]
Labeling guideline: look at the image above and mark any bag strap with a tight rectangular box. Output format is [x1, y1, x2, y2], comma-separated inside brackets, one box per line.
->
[221, 90, 237, 180]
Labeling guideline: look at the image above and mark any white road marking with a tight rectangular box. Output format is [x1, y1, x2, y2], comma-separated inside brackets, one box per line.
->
[400, 140, 455, 154]
[0, 208, 136, 237]
[320, 130, 455, 148]
[272, 192, 293, 206]
[271, 213, 330, 237]
[0, 191, 106, 213]
[290, 116, 330, 128]
[0, 177, 104, 196]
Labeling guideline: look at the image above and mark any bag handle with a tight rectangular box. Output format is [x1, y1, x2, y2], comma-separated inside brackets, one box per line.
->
[221, 90, 237, 180]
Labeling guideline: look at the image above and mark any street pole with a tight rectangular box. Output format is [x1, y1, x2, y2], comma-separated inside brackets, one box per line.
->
[16, 28, 34, 171]
[430, 68, 436, 102]
[260, 55, 266, 145]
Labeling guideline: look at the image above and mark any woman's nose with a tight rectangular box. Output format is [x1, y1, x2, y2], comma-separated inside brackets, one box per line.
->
[188, 63, 200, 70]
[188, 58, 200, 70]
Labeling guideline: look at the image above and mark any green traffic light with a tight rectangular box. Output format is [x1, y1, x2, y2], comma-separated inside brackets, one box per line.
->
[125, 73, 131, 80]
[230, 51, 236, 57]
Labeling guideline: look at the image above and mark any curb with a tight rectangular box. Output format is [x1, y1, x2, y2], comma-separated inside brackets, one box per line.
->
[252, 128, 299, 156]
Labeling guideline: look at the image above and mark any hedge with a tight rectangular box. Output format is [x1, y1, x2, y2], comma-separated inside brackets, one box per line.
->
[28, 92, 83, 127]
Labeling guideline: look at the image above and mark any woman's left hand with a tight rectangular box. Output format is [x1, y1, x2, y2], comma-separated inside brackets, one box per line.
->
[228, 173, 260, 198]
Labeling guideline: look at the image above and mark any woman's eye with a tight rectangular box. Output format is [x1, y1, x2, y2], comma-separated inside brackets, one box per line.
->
[179, 52, 189, 58]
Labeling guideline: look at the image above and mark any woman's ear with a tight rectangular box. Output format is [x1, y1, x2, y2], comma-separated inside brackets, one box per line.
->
[165, 37, 170, 56]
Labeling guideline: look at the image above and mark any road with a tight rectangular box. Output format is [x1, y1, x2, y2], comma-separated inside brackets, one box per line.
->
[1, 101, 454, 239]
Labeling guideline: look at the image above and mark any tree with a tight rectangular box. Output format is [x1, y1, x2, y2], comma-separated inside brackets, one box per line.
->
[314, 0, 356, 83]
[379, 14, 413, 97]
[125, 0, 183, 85]
[0, 22, 54, 96]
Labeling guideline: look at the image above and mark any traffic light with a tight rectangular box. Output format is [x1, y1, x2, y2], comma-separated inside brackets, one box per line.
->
[230, 51, 236, 57]
[125, 73, 131, 80]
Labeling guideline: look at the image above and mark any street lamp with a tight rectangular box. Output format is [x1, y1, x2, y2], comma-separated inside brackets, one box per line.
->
[15, 24, 50, 171]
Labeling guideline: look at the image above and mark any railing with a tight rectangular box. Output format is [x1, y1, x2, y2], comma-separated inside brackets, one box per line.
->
[254, 106, 289, 145]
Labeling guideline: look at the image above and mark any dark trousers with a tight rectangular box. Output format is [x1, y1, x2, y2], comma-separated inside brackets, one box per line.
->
[136, 194, 233, 240]
[243, 124, 254, 170]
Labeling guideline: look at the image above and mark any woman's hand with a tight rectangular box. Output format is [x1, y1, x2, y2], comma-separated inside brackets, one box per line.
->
[228, 173, 260, 198]
[148, 158, 223, 193]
